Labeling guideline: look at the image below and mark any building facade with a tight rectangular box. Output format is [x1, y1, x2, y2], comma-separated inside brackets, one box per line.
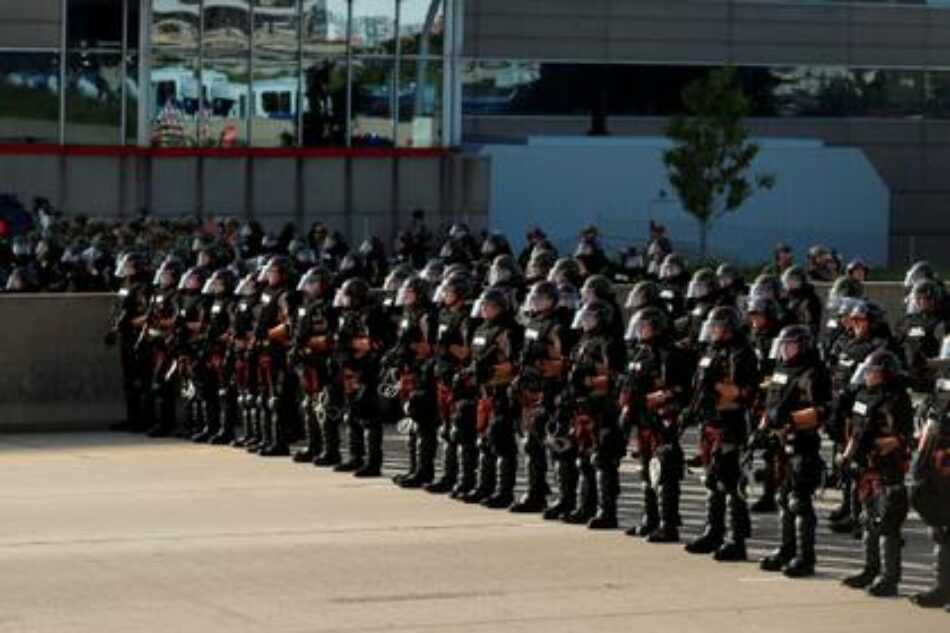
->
[3, 1, 950, 263]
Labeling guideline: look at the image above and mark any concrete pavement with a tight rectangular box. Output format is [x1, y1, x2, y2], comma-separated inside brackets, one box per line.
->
[0, 431, 946, 632]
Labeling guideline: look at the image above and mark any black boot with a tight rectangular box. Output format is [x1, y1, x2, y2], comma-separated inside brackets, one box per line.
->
[450, 444, 477, 499]
[868, 534, 902, 597]
[829, 475, 852, 523]
[510, 449, 548, 513]
[426, 437, 459, 494]
[563, 460, 596, 524]
[354, 425, 382, 478]
[647, 480, 681, 543]
[314, 414, 342, 466]
[685, 490, 725, 554]
[293, 403, 322, 463]
[627, 485, 659, 537]
[401, 428, 436, 489]
[543, 456, 577, 520]
[783, 510, 817, 578]
[462, 445, 495, 504]
[484, 454, 517, 509]
[911, 537, 950, 608]
[714, 494, 749, 561]
[761, 502, 796, 572]
[750, 449, 778, 513]
[843, 529, 881, 589]
[335, 416, 365, 472]
[588, 467, 619, 530]
[393, 431, 419, 486]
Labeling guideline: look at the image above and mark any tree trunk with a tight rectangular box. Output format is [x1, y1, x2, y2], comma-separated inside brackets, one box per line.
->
[698, 221, 708, 260]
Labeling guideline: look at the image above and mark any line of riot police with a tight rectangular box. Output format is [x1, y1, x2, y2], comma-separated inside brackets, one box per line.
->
[104, 224, 950, 610]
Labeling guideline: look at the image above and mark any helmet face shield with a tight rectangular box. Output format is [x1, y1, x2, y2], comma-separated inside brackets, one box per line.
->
[235, 275, 257, 297]
[940, 335, 950, 361]
[686, 279, 711, 300]
[333, 288, 350, 309]
[769, 339, 800, 363]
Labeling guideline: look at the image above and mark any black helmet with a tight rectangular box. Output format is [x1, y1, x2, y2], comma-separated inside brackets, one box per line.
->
[178, 266, 208, 293]
[625, 306, 668, 342]
[383, 263, 415, 293]
[750, 273, 782, 301]
[154, 256, 184, 290]
[259, 254, 291, 287]
[296, 265, 332, 299]
[572, 299, 612, 333]
[395, 275, 430, 308]
[861, 349, 902, 385]
[769, 325, 813, 363]
[580, 274, 615, 303]
[435, 271, 472, 305]
[624, 280, 661, 311]
[827, 275, 864, 311]
[523, 281, 559, 317]
[480, 231, 511, 261]
[115, 251, 146, 279]
[716, 262, 739, 289]
[686, 267, 718, 301]
[234, 272, 259, 297]
[547, 257, 582, 286]
[488, 254, 520, 286]
[292, 247, 317, 271]
[203, 267, 237, 297]
[781, 265, 808, 293]
[658, 253, 686, 281]
[438, 238, 467, 265]
[338, 252, 364, 276]
[700, 306, 742, 342]
[747, 296, 780, 323]
[472, 287, 510, 319]
[847, 257, 869, 277]
[907, 279, 940, 315]
[421, 258, 445, 286]
[848, 300, 885, 331]
[525, 249, 556, 282]
[448, 222, 470, 240]
[904, 260, 936, 290]
[557, 283, 580, 312]
[333, 277, 370, 309]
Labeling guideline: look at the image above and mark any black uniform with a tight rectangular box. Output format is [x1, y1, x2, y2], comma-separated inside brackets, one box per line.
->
[841, 380, 914, 596]
[251, 282, 296, 455]
[757, 349, 832, 577]
[194, 293, 235, 444]
[895, 311, 946, 393]
[684, 335, 759, 560]
[107, 278, 150, 431]
[621, 335, 690, 540]
[911, 389, 950, 609]
[290, 296, 336, 463]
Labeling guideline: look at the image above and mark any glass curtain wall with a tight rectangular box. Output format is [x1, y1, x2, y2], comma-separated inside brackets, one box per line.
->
[149, 0, 449, 148]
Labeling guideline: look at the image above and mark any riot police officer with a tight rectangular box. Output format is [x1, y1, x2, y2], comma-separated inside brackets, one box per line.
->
[621, 307, 690, 541]
[910, 341, 950, 609]
[106, 252, 151, 432]
[683, 306, 759, 561]
[230, 272, 263, 450]
[657, 253, 689, 320]
[509, 281, 567, 513]
[841, 350, 914, 597]
[461, 288, 521, 508]
[896, 279, 947, 394]
[290, 266, 336, 465]
[558, 300, 626, 529]
[754, 325, 831, 578]
[426, 271, 476, 496]
[678, 267, 719, 349]
[781, 266, 823, 336]
[387, 275, 439, 489]
[193, 268, 238, 445]
[332, 277, 389, 477]
[747, 296, 784, 514]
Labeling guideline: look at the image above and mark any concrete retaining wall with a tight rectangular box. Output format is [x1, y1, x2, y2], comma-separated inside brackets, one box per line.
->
[0, 282, 911, 433]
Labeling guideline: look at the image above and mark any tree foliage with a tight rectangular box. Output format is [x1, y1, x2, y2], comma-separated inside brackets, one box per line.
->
[662, 68, 775, 256]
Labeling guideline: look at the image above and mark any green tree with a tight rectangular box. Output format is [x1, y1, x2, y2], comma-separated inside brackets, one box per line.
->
[663, 68, 775, 259]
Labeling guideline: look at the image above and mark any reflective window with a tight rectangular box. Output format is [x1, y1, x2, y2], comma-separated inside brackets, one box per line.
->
[253, 0, 298, 56]
[301, 56, 347, 146]
[0, 52, 60, 143]
[351, 57, 395, 146]
[152, 0, 201, 49]
[204, 0, 251, 54]
[252, 55, 300, 146]
[65, 52, 123, 145]
[399, 0, 444, 57]
[150, 52, 199, 146]
[126, 53, 140, 143]
[200, 56, 249, 146]
[302, 0, 349, 54]
[351, 0, 396, 55]
[68, 0, 124, 49]
[398, 58, 441, 147]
